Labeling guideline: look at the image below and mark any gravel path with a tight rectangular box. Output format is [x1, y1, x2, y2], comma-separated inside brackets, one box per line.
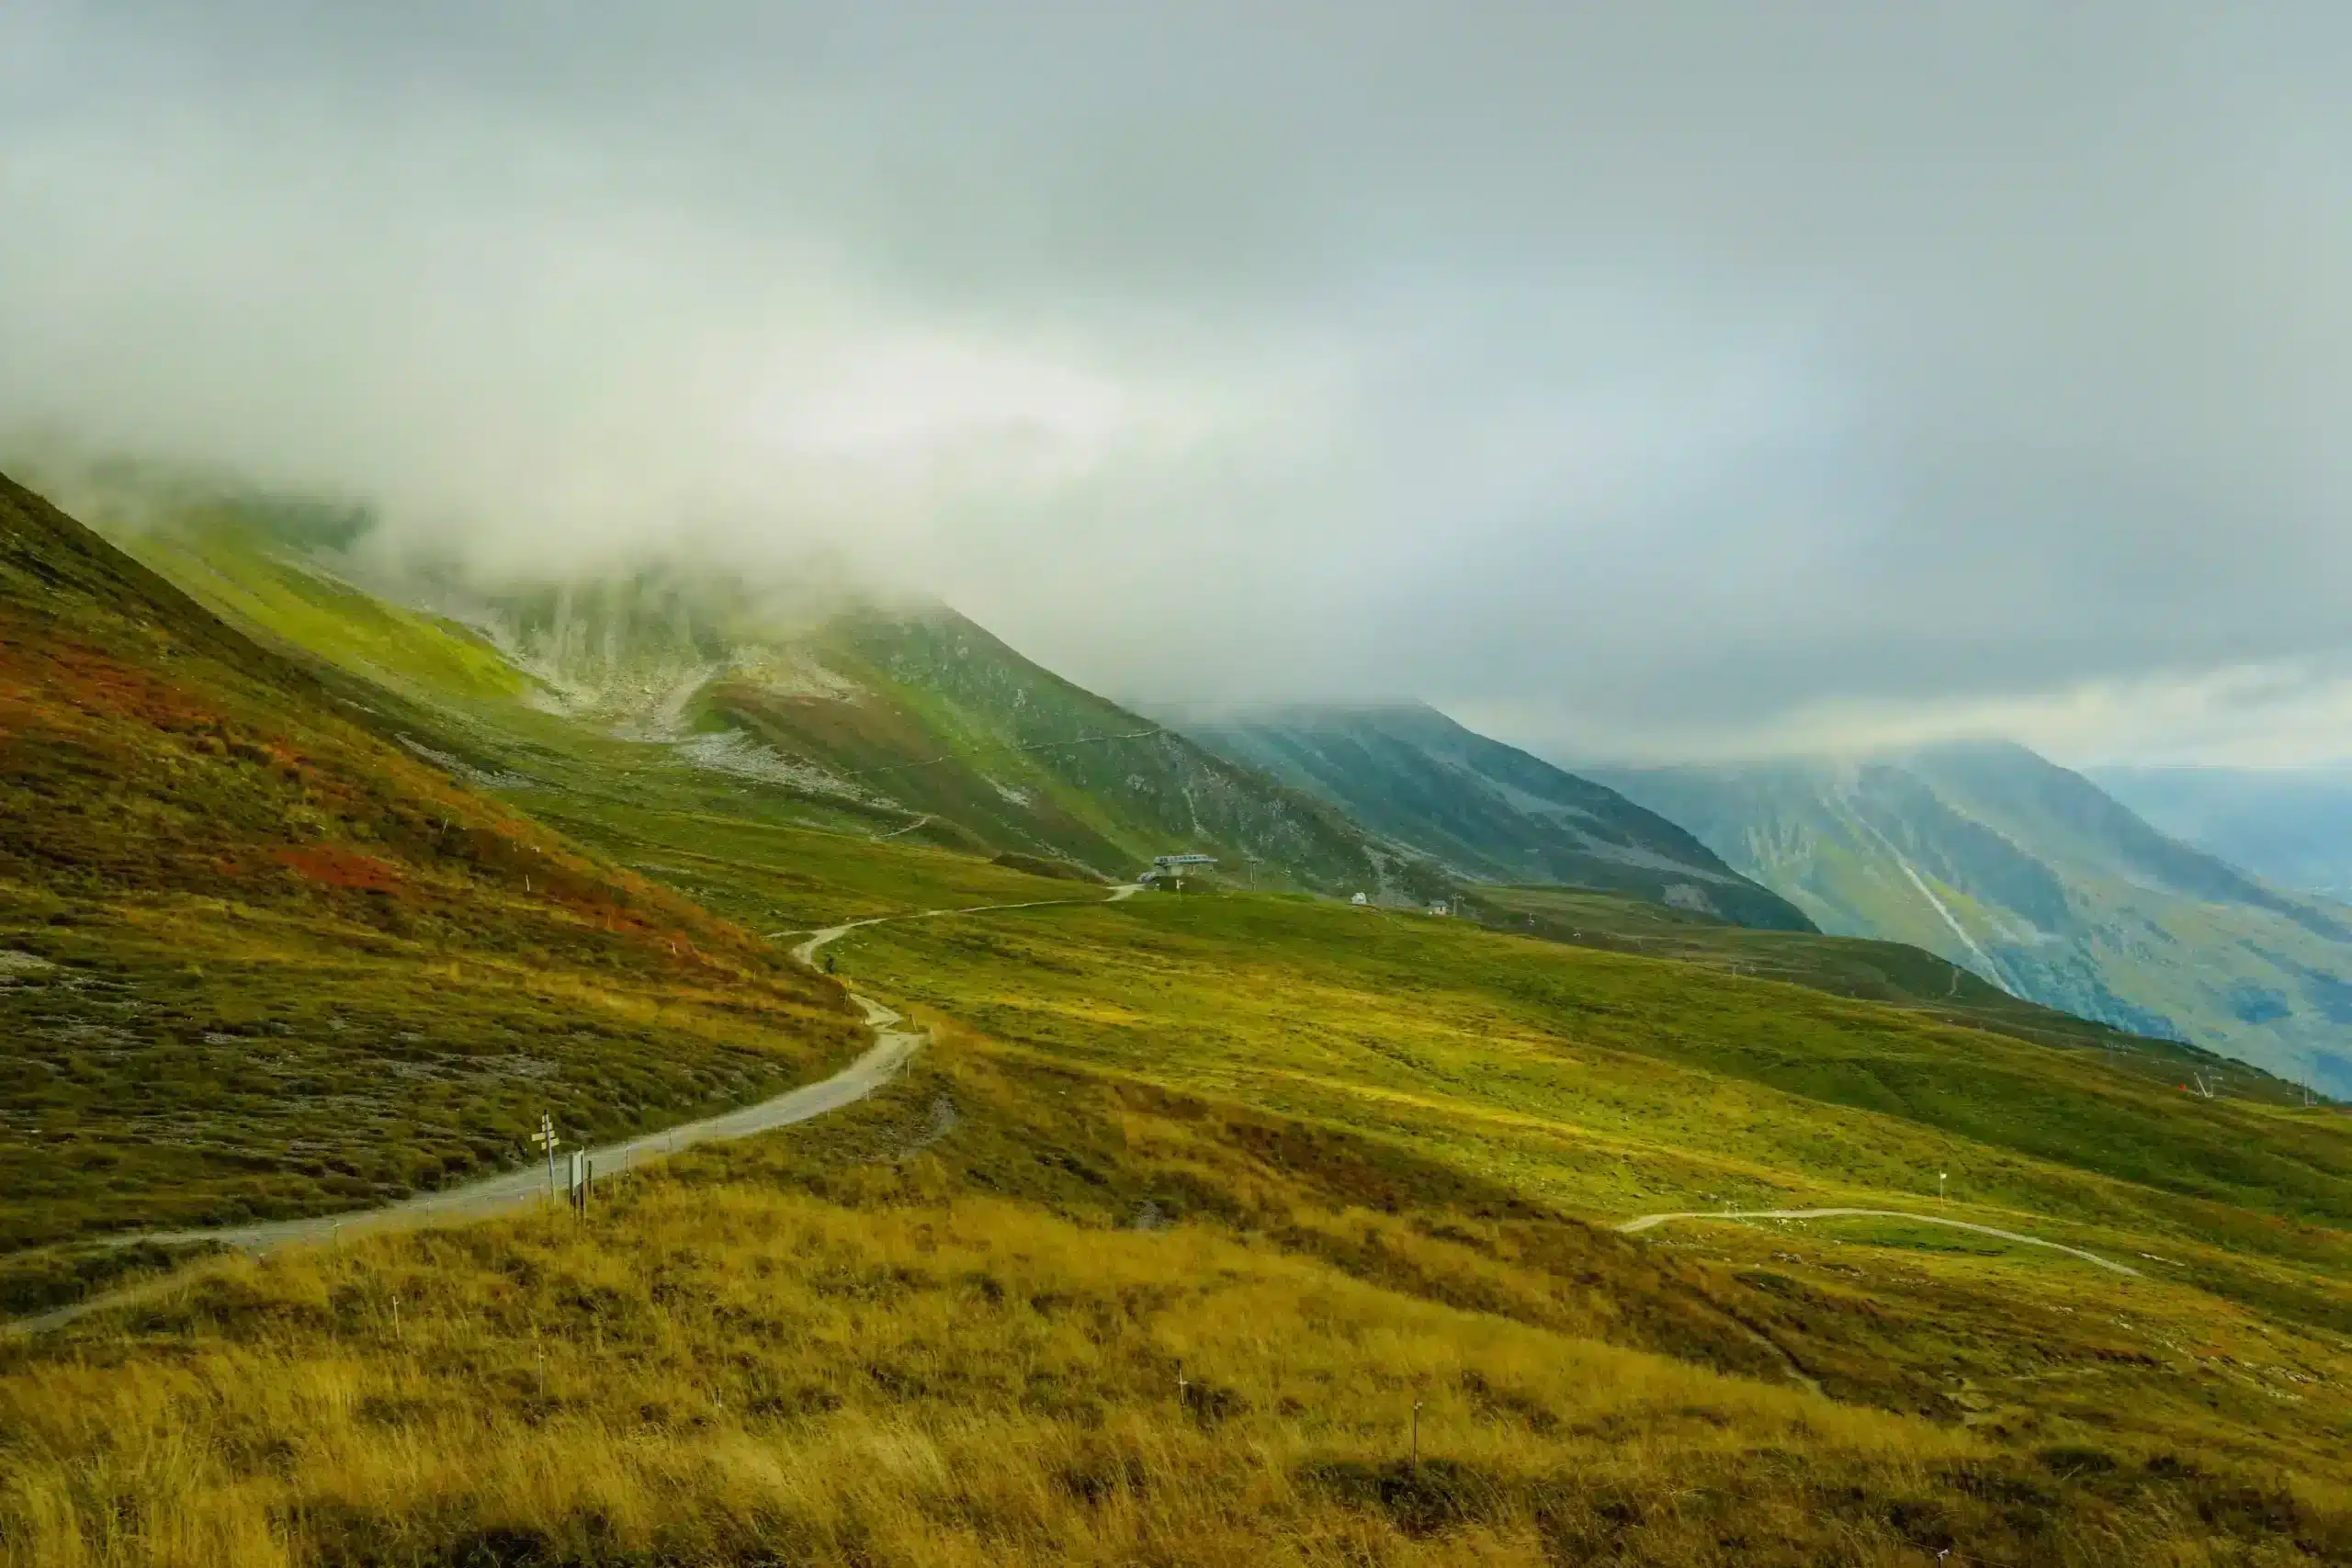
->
[7, 884, 1142, 1336]
[1617, 1206, 2140, 1277]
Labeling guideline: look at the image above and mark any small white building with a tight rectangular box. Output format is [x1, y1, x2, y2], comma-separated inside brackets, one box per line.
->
[1350, 892, 1369, 906]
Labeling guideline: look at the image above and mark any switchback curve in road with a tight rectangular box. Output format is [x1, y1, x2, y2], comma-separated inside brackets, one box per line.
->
[1618, 1206, 2140, 1277]
[7, 883, 1144, 1337]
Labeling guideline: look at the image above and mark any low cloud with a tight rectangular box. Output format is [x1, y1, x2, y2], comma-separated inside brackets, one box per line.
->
[6, 2, 2351, 765]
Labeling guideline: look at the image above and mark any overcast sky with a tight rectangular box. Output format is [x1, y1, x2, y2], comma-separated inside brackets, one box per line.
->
[6, 3, 2352, 764]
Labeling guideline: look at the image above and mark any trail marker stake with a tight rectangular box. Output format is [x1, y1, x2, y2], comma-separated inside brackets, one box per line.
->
[534, 1113, 560, 1201]
[1411, 1399, 1423, 1468]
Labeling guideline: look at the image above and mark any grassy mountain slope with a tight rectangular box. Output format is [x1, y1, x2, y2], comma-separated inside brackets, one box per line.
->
[14, 867, 2347, 1563]
[11, 465, 2352, 1561]
[2094, 763, 2352, 903]
[1461, 883, 2285, 1067]
[0, 471, 859, 1292]
[1178, 703, 1815, 930]
[1595, 743, 2352, 1095]
[717, 608, 1440, 895]
[69, 490, 1449, 902]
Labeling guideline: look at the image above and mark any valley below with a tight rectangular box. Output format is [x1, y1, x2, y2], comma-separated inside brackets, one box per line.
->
[3, 471, 2351, 1567]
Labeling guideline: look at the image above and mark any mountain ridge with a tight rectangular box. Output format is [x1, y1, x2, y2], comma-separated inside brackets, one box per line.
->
[1592, 740, 2352, 1093]
[52, 486, 1456, 903]
[1174, 700, 1815, 930]
[2093, 763, 2352, 904]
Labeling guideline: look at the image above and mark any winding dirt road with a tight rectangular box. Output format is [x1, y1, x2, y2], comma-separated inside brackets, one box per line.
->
[7, 884, 1139, 1336]
[1617, 1206, 2140, 1277]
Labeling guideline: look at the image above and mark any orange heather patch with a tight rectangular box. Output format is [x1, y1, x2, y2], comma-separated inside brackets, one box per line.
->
[36, 640, 227, 734]
[272, 844, 405, 893]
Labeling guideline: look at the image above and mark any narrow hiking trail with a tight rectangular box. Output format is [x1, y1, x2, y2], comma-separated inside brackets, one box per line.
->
[1617, 1206, 2141, 1277]
[6, 883, 1141, 1336]
[15, 877, 2146, 1341]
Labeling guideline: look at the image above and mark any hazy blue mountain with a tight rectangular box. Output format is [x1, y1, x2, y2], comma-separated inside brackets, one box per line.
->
[2091, 765, 2352, 903]
[1173, 703, 1815, 931]
[1593, 742, 2352, 1094]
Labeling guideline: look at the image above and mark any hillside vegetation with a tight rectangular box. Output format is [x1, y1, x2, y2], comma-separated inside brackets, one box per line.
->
[55, 479, 1448, 901]
[7, 879, 2349, 1565]
[7, 468, 2352, 1565]
[1182, 703, 1813, 930]
[1599, 746, 2352, 1095]
[1461, 884, 2289, 1067]
[0, 473, 859, 1306]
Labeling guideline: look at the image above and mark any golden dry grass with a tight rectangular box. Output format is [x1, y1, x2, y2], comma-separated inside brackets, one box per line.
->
[0, 1182, 2143, 1568]
[6, 1047, 2349, 1568]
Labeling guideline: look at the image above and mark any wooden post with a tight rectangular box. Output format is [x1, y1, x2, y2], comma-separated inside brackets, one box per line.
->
[537, 1113, 559, 1201]
[1411, 1399, 1422, 1468]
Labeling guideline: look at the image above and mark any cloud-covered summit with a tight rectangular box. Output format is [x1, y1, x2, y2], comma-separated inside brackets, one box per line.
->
[6, 2, 2350, 763]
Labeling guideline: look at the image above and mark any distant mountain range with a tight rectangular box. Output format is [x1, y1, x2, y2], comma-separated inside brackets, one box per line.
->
[46, 463, 2342, 1091]
[1593, 743, 2352, 1094]
[1173, 704, 1814, 931]
[54, 470, 1826, 928]
[2091, 765, 2352, 904]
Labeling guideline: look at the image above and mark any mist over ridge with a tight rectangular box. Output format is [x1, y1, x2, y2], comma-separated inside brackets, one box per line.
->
[8, 4, 2352, 764]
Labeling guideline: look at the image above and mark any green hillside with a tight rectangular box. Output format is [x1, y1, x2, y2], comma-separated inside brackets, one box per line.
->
[719, 608, 1440, 895]
[13, 812, 2352, 1563]
[1596, 744, 2352, 1096]
[62, 486, 1449, 902]
[1177, 703, 1815, 930]
[0, 471, 861, 1303]
[1462, 883, 2300, 1075]
[12, 468, 2352, 1562]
